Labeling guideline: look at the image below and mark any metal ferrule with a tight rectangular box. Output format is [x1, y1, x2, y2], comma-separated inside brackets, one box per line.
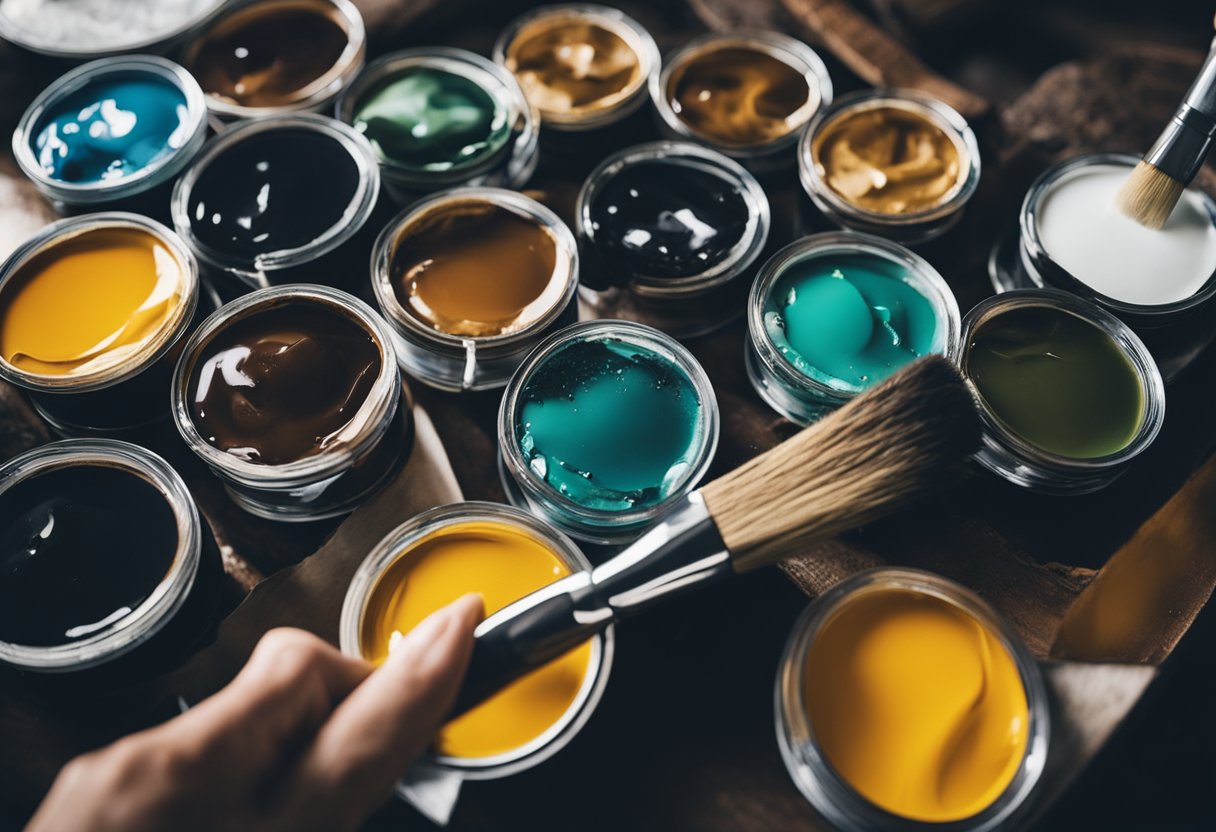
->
[450, 493, 730, 716]
[1144, 38, 1216, 184]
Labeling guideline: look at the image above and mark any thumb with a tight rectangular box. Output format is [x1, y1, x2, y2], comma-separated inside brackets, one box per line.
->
[299, 593, 483, 818]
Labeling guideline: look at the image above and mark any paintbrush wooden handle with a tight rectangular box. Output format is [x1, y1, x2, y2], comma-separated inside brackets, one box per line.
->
[778, 0, 990, 119]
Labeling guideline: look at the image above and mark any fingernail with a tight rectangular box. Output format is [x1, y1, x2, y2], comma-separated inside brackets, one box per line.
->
[390, 595, 482, 662]
[452, 593, 485, 625]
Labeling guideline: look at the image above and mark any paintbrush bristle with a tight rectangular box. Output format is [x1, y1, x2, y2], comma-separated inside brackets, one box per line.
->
[1116, 160, 1185, 230]
[701, 356, 980, 573]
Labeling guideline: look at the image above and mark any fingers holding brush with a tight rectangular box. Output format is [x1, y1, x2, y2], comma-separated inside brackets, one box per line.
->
[26, 598, 483, 832]
[297, 593, 483, 823]
[165, 629, 373, 779]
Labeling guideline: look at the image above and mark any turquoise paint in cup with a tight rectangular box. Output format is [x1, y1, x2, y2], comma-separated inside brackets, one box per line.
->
[499, 320, 719, 544]
[765, 253, 940, 391]
[747, 232, 960, 424]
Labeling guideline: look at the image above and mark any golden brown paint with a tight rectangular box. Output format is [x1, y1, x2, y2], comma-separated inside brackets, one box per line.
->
[668, 46, 817, 147]
[504, 15, 643, 118]
[813, 104, 964, 214]
[389, 200, 564, 338]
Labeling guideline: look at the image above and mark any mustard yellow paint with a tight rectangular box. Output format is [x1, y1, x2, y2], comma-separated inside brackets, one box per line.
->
[804, 588, 1029, 823]
[360, 520, 592, 759]
[0, 227, 185, 378]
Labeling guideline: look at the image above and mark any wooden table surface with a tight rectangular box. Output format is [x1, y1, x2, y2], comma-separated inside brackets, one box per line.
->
[3, 1, 1216, 829]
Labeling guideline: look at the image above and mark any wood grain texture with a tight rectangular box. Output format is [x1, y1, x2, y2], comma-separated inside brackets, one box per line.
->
[1000, 50, 1216, 177]
[867, 0, 992, 33]
[777, 0, 990, 117]
[686, 0, 794, 31]
[1052, 455, 1216, 664]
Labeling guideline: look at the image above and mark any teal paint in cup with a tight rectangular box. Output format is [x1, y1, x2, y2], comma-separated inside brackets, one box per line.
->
[747, 232, 960, 424]
[499, 320, 719, 544]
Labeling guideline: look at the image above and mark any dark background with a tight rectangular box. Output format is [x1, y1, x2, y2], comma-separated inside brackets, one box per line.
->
[2, 0, 1215, 830]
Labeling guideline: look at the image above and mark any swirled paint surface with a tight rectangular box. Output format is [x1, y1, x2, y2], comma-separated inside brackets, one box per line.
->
[390, 200, 562, 337]
[0, 227, 186, 378]
[764, 253, 939, 392]
[804, 588, 1030, 822]
[188, 301, 381, 465]
[587, 159, 751, 279]
[504, 16, 642, 116]
[813, 104, 963, 215]
[32, 74, 190, 184]
[352, 67, 510, 172]
[515, 335, 705, 512]
[668, 46, 817, 147]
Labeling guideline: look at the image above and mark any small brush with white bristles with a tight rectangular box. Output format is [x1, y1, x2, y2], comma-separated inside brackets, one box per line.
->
[1117, 17, 1216, 229]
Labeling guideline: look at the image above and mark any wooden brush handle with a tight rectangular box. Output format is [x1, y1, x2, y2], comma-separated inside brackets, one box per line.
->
[779, 0, 990, 119]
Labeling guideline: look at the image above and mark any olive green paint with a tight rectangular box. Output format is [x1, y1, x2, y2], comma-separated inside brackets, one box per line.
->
[966, 306, 1144, 459]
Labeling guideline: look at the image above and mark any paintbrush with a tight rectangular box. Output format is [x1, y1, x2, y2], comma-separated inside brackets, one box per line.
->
[1116, 17, 1216, 229]
[450, 356, 980, 716]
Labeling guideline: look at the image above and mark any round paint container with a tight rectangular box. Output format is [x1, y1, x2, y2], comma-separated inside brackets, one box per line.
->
[371, 187, 578, 392]
[12, 56, 208, 215]
[954, 289, 1165, 495]
[493, 4, 658, 132]
[171, 113, 380, 292]
[746, 231, 960, 424]
[652, 32, 832, 171]
[0, 0, 224, 60]
[499, 320, 719, 544]
[799, 90, 980, 244]
[182, 0, 366, 120]
[0, 213, 200, 435]
[340, 502, 613, 783]
[993, 153, 1216, 381]
[576, 141, 770, 338]
[0, 439, 222, 687]
[337, 48, 539, 203]
[776, 568, 1049, 832]
[172, 284, 409, 521]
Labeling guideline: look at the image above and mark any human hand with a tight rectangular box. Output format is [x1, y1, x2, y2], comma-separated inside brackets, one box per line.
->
[26, 593, 484, 832]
